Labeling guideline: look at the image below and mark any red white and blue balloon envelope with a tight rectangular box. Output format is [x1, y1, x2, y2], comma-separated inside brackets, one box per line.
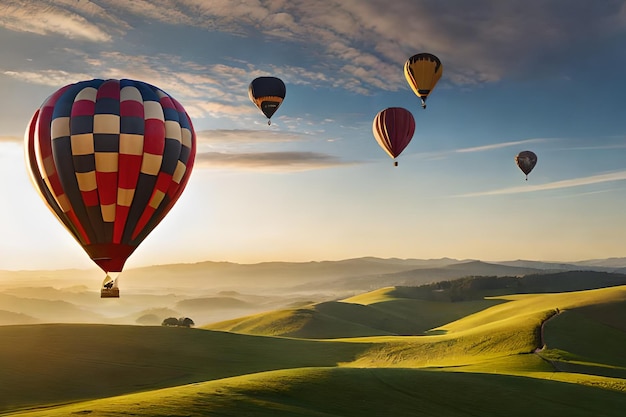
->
[25, 79, 196, 274]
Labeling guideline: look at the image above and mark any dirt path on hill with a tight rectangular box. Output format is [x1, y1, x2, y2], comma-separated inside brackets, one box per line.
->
[534, 308, 561, 371]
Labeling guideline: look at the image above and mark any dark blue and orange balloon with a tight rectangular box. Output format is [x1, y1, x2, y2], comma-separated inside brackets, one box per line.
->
[248, 76, 286, 125]
[25, 79, 196, 297]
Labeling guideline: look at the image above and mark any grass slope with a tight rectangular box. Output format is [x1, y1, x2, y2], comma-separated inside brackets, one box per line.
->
[0, 324, 370, 412]
[2, 285, 625, 415]
[539, 304, 626, 378]
[347, 286, 626, 369]
[6, 367, 626, 417]
[205, 287, 503, 338]
[436, 285, 626, 334]
[208, 278, 626, 340]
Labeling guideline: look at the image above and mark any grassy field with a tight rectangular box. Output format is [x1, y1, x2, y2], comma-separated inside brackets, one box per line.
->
[205, 286, 505, 338]
[1, 285, 625, 416]
[0, 324, 372, 412]
[4, 367, 626, 417]
[538, 307, 626, 379]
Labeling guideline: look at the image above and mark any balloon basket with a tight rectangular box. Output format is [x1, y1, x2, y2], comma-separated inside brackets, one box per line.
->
[101, 288, 120, 298]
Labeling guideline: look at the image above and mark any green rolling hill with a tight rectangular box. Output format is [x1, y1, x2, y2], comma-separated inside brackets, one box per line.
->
[0, 324, 371, 413]
[4, 367, 626, 417]
[204, 288, 505, 338]
[204, 271, 626, 339]
[0, 283, 624, 416]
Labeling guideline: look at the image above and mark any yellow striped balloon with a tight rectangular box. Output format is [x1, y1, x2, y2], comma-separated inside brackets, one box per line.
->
[404, 53, 443, 109]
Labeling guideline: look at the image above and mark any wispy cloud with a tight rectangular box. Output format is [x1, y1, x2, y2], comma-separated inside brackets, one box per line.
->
[551, 188, 624, 199]
[0, 0, 120, 41]
[194, 151, 356, 172]
[418, 138, 553, 160]
[2, 70, 95, 87]
[0, 48, 331, 120]
[196, 129, 310, 145]
[454, 138, 551, 153]
[449, 136, 626, 156]
[4, 1, 625, 101]
[458, 170, 626, 197]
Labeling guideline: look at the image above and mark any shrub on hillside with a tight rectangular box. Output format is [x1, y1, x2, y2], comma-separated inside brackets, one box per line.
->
[161, 317, 195, 327]
[179, 317, 195, 327]
[162, 317, 180, 326]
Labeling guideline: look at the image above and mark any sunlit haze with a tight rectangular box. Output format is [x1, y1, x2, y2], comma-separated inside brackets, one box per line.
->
[2, 1, 626, 272]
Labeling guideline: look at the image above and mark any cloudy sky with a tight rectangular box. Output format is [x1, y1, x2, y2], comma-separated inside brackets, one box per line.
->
[2, 0, 626, 272]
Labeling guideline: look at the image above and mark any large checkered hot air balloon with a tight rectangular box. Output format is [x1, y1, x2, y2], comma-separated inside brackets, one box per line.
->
[25, 79, 196, 297]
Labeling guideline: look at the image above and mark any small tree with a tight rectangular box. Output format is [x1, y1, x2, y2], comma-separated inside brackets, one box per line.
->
[161, 317, 194, 327]
[179, 317, 195, 328]
[162, 317, 179, 326]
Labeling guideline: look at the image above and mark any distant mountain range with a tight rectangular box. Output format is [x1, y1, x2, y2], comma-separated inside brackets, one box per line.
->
[3, 256, 626, 293]
[2, 256, 626, 327]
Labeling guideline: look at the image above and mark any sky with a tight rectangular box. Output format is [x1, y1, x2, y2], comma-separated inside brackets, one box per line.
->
[1, 0, 626, 271]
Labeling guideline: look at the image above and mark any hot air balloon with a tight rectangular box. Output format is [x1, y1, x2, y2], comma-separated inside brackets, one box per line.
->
[372, 107, 416, 166]
[404, 53, 443, 109]
[248, 76, 286, 125]
[515, 151, 537, 180]
[25, 79, 196, 297]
